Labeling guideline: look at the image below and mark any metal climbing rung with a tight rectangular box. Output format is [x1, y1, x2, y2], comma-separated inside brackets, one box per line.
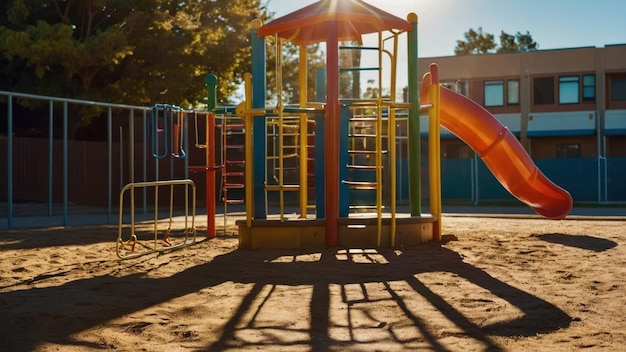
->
[221, 117, 246, 207]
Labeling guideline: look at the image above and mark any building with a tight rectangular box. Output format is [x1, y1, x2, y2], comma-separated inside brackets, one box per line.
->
[415, 44, 626, 203]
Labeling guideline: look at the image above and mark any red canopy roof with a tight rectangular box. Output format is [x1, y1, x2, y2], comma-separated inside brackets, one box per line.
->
[257, 0, 413, 45]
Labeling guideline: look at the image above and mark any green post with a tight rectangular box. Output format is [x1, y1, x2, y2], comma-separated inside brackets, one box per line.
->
[407, 13, 421, 215]
[205, 74, 218, 110]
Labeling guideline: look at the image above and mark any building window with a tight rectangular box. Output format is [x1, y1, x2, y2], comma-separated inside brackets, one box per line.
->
[556, 143, 580, 158]
[583, 74, 596, 101]
[611, 75, 626, 101]
[533, 77, 554, 105]
[484, 80, 504, 106]
[559, 76, 579, 104]
[508, 80, 519, 105]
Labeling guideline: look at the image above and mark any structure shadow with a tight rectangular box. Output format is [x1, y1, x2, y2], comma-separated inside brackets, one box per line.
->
[0, 242, 571, 351]
[536, 233, 617, 252]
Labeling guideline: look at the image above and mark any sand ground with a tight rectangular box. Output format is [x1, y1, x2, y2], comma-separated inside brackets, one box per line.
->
[1, 214, 625, 351]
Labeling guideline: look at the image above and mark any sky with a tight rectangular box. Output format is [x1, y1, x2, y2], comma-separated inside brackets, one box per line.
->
[263, 0, 626, 58]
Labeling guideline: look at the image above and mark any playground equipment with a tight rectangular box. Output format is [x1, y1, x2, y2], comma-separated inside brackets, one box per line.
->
[227, 1, 438, 249]
[420, 68, 573, 220]
[116, 179, 196, 259]
[117, 86, 249, 260]
[117, 0, 572, 252]
[117, 104, 201, 259]
[227, 0, 571, 249]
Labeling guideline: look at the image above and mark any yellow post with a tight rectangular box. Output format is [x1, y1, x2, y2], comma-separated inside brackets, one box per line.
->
[388, 32, 400, 246]
[376, 31, 384, 246]
[428, 64, 442, 240]
[276, 37, 286, 220]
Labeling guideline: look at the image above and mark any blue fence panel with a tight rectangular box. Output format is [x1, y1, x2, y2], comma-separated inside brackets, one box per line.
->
[607, 157, 626, 202]
[535, 158, 598, 202]
[396, 156, 624, 205]
[441, 158, 473, 200]
[396, 157, 410, 203]
[476, 160, 517, 201]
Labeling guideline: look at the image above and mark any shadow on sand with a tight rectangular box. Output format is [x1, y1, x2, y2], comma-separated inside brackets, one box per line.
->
[536, 233, 617, 252]
[0, 239, 571, 351]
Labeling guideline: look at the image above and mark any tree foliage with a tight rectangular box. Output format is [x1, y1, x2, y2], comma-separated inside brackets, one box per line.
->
[454, 27, 538, 55]
[0, 0, 270, 107]
[497, 30, 538, 53]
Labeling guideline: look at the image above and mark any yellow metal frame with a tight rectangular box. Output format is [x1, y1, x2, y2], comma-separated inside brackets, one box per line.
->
[427, 69, 442, 240]
[240, 73, 259, 228]
[117, 179, 196, 260]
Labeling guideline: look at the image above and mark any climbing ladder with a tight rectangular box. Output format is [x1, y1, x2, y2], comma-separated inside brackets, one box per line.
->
[343, 104, 386, 215]
[221, 115, 246, 211]
[265, 113, 302, 219]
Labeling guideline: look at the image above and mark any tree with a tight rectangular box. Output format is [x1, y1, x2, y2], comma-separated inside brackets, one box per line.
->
[497, 30, 538, 53]
[454, 27, 495, 55]
[0, 0, 270, 107]
[454, 27, 538, 55]
[0, 0, 270, 138]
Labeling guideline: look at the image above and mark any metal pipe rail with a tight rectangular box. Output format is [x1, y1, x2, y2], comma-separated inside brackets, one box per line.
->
[117, 179, 196, 260]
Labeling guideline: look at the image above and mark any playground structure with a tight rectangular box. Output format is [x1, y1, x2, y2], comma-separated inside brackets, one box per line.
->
[227, 0, 572, 249]
[116, 84, 248, 258]
[117, 0, 573, 253]
[116, 104, 200, 259]
[229, 2, 437, 249]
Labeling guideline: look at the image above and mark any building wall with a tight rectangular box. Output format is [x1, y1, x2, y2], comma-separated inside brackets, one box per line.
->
[418, 44, 626, 159]
[607, 136, 626, 157]
[530, 136, 598, 159]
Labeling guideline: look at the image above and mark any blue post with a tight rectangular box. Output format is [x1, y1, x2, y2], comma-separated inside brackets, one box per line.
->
[107, 106, 113, 223]
[63, 102, 69, 226]
[251, 23, 267, 219]
[48, 101, 53, 217]
[7, 96, 13, 229]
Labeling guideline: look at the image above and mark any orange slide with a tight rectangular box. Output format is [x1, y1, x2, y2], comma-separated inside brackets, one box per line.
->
[421, 73, 572, 220]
